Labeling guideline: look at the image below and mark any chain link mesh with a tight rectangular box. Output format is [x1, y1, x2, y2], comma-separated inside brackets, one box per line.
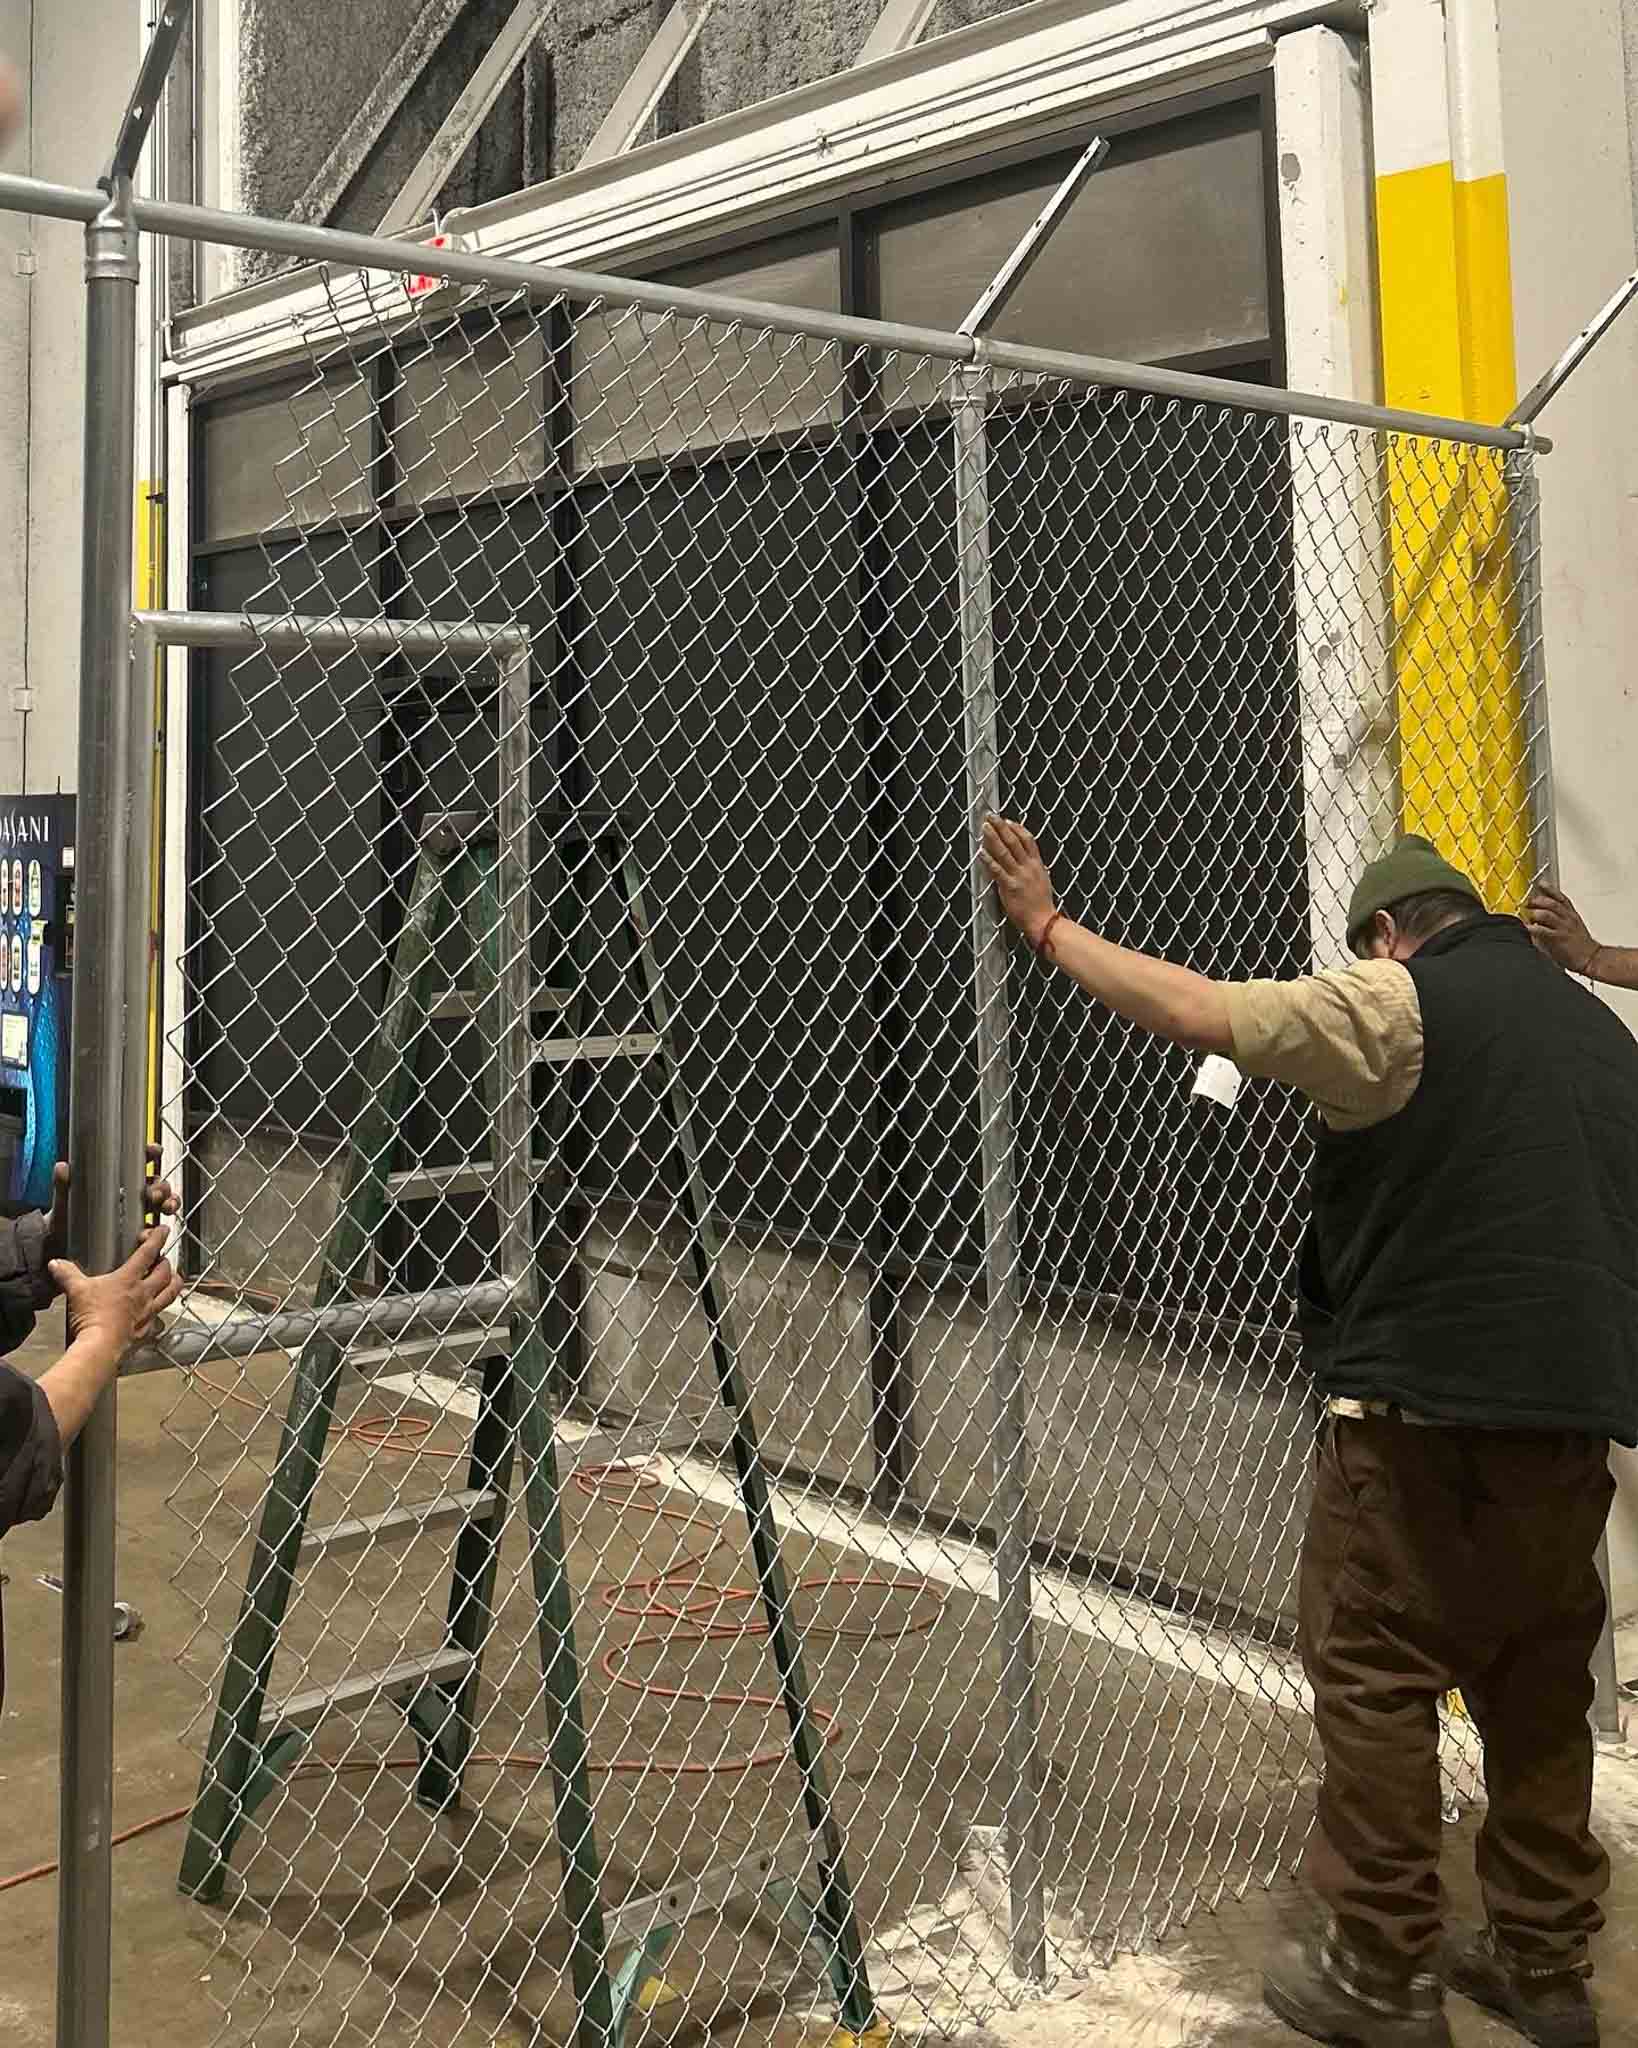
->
[157, 269, 1539, 2045]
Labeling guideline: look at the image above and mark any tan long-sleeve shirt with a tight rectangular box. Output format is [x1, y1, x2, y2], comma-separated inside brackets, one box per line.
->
[1224, 958, 1424, 1132]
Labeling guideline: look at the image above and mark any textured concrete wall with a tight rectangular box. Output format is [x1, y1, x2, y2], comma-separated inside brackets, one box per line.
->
[235, 0, 1035, 256]
[237, 0, 550, 275]
[904, 1289, 1308, 1625]
[196, 1128, 344, 1296]
[579, 1215, 878, 1495]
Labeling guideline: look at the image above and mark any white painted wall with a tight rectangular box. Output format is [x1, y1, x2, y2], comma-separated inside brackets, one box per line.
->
[1497, 0, 1638, 1615]
[0, 2, 32, 792]
[0, 0, 142, 799]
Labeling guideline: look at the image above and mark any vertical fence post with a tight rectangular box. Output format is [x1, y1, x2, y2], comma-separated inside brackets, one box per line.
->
[951, 356, 1049, 1982]
[58, 176, 146, 2048]
[1507, 445, 1625, 1745]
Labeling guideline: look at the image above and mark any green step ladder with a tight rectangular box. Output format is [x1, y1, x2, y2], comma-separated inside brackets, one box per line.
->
[177, 807, 880, 2048]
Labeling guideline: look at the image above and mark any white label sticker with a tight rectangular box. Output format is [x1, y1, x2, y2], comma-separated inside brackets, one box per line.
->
[1191, 1053, 1244, 1109]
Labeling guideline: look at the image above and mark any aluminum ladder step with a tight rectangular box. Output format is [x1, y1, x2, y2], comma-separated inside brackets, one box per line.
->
[299, 1488, 499, 1561]
[385, 1019, 664, 1202]
[260, 1648, 474, 1737]
[532, 1032, 661, 1067]
[431, 988, 572, 1020]
[385, 1161, 503, 1201]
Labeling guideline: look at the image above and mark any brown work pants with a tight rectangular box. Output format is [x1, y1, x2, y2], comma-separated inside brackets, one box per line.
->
[1299, 1413, 1614, 1972]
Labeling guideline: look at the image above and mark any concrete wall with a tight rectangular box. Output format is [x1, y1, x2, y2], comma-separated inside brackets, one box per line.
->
[194, 1174, 1307, 1625]
[578, 1216, 879, 1498]
[1498, 0, 1638, 1615]
[576, 1217, 1308, 1625]
[903, 1292, 1308, 1624]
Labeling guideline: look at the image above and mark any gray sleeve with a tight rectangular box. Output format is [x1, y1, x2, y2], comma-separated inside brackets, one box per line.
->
[0, 1358, 65, 1537]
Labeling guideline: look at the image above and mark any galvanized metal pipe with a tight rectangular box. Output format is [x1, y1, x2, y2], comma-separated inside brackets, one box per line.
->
[123, 1279, 524, 1375]
[952, 361, 1050, 1982]
[133, 607, 528, 659]
[59, 179, 145, 2048]
[1508, 265, 1638, 428]
[0, 172, 1539, 453]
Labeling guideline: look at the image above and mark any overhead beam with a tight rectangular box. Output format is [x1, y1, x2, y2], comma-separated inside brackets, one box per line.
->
[579, 0, 720, 169]
[383, 0, 555, 231]
[288, 0, 474, 227]
[855, 0, 942, 67]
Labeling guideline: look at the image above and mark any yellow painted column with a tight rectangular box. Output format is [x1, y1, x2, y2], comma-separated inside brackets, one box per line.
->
[1369, 0, 1531, 909]
[135, 476, 163, 1147]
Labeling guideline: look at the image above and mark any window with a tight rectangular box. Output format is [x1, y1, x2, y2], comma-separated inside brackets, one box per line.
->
[570, 233, 844, 469]
[388, 315, 548, 505]
[872, 99, 1270, 409]
[198, 375, 374, 541]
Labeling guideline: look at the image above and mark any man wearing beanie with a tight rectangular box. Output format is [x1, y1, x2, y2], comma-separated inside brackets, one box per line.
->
[982, 817, 1638, 2048]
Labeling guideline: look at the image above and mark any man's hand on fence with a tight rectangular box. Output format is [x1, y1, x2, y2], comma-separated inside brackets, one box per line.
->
[43, 1144, 181, 1271]
[1524, 888, 1600, 977]
[50, 1227, 183, 1360]
[982, 816, 1057, 949]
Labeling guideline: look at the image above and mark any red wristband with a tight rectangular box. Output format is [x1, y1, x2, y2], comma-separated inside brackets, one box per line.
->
[1033, 910, 1065, 961]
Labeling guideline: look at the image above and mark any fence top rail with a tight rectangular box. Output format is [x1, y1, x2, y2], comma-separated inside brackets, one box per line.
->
[0, 170, 1536, 454]
[133, 608, 531, 660]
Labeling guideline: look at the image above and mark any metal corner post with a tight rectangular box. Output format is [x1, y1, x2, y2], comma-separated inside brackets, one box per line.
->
[59, 176, 146, 2048]
[1506, 451, 1559, 890]
[951, 355, 1049, 1983]
[1505, 447, 1624, 1743]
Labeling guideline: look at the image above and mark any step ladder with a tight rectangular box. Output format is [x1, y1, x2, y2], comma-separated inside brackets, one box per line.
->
[177, 806, 880, 2048]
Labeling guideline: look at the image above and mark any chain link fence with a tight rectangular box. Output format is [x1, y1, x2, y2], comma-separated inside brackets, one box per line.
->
[22, 183, 1547, 2047]
[140, 262, 1542, 2046]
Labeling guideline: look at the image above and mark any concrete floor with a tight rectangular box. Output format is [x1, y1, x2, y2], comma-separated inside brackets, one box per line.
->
[0, 1328, 1635, 2048]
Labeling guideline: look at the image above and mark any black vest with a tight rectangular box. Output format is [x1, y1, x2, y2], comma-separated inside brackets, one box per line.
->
[1299, 915, 1638, 1444]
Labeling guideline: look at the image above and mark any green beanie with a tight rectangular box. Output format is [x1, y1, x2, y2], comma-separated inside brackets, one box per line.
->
[1346, 835, 1485, 950]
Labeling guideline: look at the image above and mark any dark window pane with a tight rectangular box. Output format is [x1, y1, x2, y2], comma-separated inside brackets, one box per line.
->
[189, 540, 385, 1141]
[988, 388, 1308, 1327]
[390, 314, 547, 505]
[568, 447, 874, 1239]
[199, 376, 374, 541]
[571, 235, 843, 468]
[874, 99, 1269, 409]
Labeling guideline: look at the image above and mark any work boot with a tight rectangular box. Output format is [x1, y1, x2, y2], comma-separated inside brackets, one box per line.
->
[1263, 1925, 1452, 2048]
[1445, 1926, 1598, 2048]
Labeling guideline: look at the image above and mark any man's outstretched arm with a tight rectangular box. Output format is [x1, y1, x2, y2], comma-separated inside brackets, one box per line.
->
[980, 817, 1235, 1054]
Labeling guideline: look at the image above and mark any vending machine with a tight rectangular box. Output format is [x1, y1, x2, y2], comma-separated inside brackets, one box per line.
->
[0, 794, 75, 1212]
